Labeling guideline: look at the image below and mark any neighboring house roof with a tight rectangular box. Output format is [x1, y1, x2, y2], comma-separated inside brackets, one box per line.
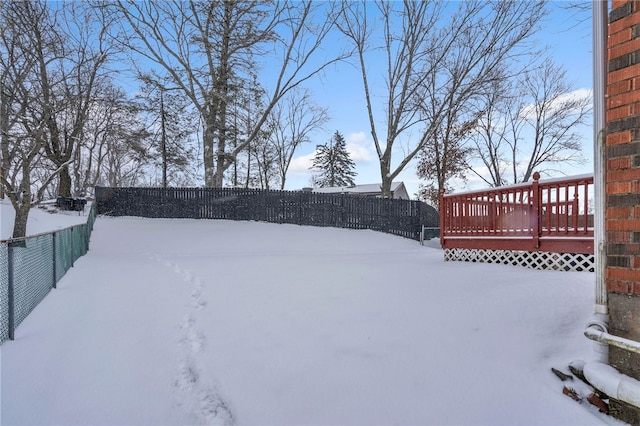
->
[312, 182, 410, 200]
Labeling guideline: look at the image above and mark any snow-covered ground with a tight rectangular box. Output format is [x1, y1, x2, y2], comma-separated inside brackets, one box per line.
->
[0, 208, 625, 425]
[27, 201, 93, 235]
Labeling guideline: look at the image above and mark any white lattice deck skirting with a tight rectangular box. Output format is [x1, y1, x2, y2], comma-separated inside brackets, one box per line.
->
[444, 248, 594, 272]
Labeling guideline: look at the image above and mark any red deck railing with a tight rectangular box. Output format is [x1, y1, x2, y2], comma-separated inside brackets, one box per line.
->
[439, 172, 594, 254]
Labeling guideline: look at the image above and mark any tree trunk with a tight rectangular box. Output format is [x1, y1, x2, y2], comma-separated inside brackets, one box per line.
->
[160, 91, 168, 188]
[214, 152, 225, 188]
[58, 166, 72, 197]
[11, 201, 30, 239]
[212, 2, 232, 189]
[0, 167, 5, 199]
[203, 119, 216, 187]
[380, 157, 393, 198]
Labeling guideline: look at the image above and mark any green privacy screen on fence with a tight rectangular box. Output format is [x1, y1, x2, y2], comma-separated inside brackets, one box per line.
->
[0, 203, 96, 345]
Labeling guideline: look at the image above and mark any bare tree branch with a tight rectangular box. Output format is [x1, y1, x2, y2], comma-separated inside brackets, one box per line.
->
[471, 57, 591, 186]
[339, 0, 547, 196]
[107, 0, 349, 187]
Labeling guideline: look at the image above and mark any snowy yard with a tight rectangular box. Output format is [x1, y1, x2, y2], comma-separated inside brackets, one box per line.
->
[0, 213, 620, 425]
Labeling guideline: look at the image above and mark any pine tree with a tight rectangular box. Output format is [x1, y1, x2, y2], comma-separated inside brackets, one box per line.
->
[310, 131, 357, 187]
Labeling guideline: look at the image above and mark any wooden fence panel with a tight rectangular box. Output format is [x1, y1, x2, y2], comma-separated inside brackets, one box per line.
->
[94, 187, 439, 241]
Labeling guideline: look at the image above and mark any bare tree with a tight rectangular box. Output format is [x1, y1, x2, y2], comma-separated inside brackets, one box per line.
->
[72, 83, 152, 192]
[0, 1, 71, 237]
[469, 58, 591, 186]
[137, 74, 198, 188]
[109, 0, 348, 188]
[466, 78, 515, 188]
[415, 111, 478, 207]
[269, 88, 328, 189]
[0, 24, 40, 237]
[23, 2, 112, 198]
[557, 1, 591, 38]
[250, 129, 279, 190]
[100, 123, 151, 188]
[338, 0, 546, 197]
[226, 74, 268, 188]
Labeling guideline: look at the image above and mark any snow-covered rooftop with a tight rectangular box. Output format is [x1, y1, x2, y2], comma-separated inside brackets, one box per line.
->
[313, 181, 404, 194]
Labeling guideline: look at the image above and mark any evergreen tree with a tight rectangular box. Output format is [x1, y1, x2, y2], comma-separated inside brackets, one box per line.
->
[310, 131, 357, 187]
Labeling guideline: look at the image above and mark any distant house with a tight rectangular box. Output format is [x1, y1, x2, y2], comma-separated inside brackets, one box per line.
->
[312, 182, 410, 200]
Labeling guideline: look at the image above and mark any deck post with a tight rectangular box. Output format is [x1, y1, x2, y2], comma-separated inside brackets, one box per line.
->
[572, 193, 579, 234]
[531, 172, 541, 249]
[439, 189, 445, 247]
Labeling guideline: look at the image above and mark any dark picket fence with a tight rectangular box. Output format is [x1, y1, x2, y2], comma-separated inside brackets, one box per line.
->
[95, 187, 439, 241]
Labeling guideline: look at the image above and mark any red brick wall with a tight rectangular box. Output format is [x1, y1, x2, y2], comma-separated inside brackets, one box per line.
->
[606, 0, 640, 296]
[601, 3, 640, 422]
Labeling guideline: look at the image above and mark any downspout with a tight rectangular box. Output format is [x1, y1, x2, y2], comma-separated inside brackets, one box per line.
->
[581, 1, 640, 412]
[583, 362, 640, 410]
[585, 324, 640, 355]
[584, 324, 640, 409]
[591, 0, 608, 359]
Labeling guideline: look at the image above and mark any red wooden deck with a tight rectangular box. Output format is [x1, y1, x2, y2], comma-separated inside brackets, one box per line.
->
[439, 173, 594, 254]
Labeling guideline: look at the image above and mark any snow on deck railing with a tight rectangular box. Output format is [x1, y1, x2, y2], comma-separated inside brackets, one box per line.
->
[439, 172, 594, 254]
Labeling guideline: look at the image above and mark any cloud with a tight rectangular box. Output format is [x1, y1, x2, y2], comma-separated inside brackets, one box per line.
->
[519, 88, 592, 121]
[347, 131, 367, 144]
[346, 143, 374, 162]
[346, 131, 375, 162]
[288, 151, 316, 176]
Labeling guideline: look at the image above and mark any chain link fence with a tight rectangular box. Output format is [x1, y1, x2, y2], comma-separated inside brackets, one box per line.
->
[0, 202, 96, 344]
[0, 243, 9, 343]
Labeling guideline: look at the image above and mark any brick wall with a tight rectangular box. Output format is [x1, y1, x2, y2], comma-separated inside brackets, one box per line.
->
[607, 1, 640, 422]
[607, 0, 640, 302]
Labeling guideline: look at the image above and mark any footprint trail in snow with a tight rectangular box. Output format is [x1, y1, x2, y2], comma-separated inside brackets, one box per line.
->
[149, 254, 235, 425]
